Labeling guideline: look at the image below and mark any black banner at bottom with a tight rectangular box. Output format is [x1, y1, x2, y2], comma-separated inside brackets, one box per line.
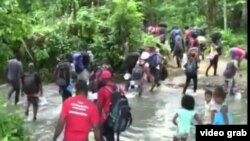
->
[196, 125, 248, 140]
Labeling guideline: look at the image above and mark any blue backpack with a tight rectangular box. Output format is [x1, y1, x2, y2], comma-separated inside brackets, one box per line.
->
[147, 53, 161, 68]
[73, 52, 84, 74]
[213, 103, 233, 125]
[172, 28, 181, 38]
[213, 111, 233, 125]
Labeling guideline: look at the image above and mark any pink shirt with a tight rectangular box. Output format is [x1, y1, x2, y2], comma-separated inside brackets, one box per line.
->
[230, 47, 245, 58]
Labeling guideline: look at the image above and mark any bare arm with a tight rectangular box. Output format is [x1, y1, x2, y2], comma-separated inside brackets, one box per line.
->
[211, 110, 216, 124]
[96, 102, 102, 116]
[233, 60, 241, 76]
[221, 106, 229, 125]
[194, 114, 203, 125]
[90, 105, 102, 141]
[172, 113, 178, 126]
[145, 66, 151, 77]
[93, 124, 102, 141]
[53, 116, 65, 141]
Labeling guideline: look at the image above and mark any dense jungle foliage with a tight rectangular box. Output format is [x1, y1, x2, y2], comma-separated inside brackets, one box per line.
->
[0, 94, 29, 141]
[0, 0, 247, 140]
[0, 0, 247, 81]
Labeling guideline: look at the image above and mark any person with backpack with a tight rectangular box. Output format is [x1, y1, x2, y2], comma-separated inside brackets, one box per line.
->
[147, 48, 162, 92]
[170, 27, 182, 52]
[97, 70, 132, 141]
[72, 52, 90, 82]
[129, 54, 148, 95]
[137, 51, 151, 82]
[55, 55, 72, 102]
[6, 54, 23, 105]
[183, 53, 199, 95]
[173, 35, 185, 68]
[189, 30, 199, 48]
[22, 63, 42, 121]
[197, 35, 207, 60]
[223, 58, 240, 95]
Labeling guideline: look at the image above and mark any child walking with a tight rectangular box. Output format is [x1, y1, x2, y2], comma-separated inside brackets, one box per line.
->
[211, 86, 232, 125]
[203, 89, 213, 124]
[172, 95, 202, 141]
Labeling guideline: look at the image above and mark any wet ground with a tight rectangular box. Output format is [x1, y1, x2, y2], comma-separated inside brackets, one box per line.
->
[0, 58, 247, 141]
[0, 83, 247, 141]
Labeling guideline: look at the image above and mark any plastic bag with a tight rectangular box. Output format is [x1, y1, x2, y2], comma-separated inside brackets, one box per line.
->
[39, 96, 48, 106]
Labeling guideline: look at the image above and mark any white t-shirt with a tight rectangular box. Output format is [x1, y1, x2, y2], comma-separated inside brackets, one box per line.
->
[70, 63, 75, 72]
[204, 101, 212, 124]
[210, 100, 227, 112]
[136, 60, 149, 68]
[197, 36, 206, 44]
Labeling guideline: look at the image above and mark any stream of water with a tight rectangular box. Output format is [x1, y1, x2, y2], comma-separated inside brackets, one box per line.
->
[0, 82, 247, 141]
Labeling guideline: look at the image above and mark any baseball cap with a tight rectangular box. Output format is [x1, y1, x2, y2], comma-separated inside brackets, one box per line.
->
[101, 70, 112, 80]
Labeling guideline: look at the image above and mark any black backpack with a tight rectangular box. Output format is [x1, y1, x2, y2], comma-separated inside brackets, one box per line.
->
[210, 32, 222, 44]
[131, 63, 144, 80]
[22, 72, 39, 95]
[185, 59, 197, 75]
[105, 86, 132, 138]
[55, 61, 71, 86]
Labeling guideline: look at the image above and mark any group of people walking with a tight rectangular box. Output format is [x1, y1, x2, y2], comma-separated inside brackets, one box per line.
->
[5, 23, 247, 141]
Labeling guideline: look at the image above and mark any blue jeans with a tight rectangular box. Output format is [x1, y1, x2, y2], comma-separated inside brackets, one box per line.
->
[230, 51, 237, 60]
[59, 85, 72, 102]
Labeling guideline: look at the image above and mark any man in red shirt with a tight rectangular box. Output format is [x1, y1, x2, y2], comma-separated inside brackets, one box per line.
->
[53, 80, 102, 141]
[96, 70, 116, 141]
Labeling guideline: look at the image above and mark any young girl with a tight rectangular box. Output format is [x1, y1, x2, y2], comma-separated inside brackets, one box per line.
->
[211, 86, 232, 125]
[203, 89, 213, 124]
[172, 95, 202, 141]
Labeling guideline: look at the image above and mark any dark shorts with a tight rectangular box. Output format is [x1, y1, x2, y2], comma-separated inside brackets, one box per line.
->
[27, 96, 39, 107]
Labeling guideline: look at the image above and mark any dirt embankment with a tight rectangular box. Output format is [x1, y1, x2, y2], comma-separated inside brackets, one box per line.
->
[165, 56, 248, 98]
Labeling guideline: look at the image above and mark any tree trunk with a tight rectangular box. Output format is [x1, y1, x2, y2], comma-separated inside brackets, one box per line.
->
[241, 1, 247, 30]
[72, 0, 77, 21]
[206, 0, 217, 32]
[223, 0, 227, 30]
